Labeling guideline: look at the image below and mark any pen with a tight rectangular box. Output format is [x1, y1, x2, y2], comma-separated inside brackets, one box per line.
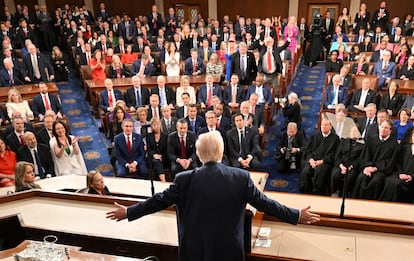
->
[258, 177, 263, 185]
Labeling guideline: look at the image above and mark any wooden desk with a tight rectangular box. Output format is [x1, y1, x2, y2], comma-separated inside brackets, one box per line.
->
[84, 75, 221, 113]
[0, 83, 59, 102]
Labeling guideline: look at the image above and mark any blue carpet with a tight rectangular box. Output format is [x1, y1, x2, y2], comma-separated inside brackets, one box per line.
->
[263, 62, 326, 192]
[58, 74, 113, 176]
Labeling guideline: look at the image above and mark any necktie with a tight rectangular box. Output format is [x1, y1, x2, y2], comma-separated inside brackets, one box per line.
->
[103, 44, 106, 54]
[383, 63, 388, 71]
[126, 22, 130, 37]
[180, 136, 186, 159]
[250, 106, 255, 114]
[216, 119, 220, 129]
[34, 149, 45, 179]
[232, 85, 237, 104]
[326, 19, 330, 31]
[267, 49, 272, 72]
[20, 135, 25, 145]
[153, 108, 158, 118]
[9, 70, 13, 85]
[359, 36, 363, 43]
[116, 68, 121, 78]
[332, 87, 338, 105]
[240, 130, 245, 155]
[87, 53, 91, 65]
[138, 63, 145, 75]
[241, 55, 246, 80]
[212, 42, 216, 50]
[160, 88, 166, 106]
[32, 54, 41, 79]
[120, 46, 124, 54]
[167, 120, 171, 130]
[136, 89, 141, 107]
[392, 26, 395, 35]
[204, 48, 208, 62]
[108, 91, 114, 107]
[207, 85, 212, 107]
[127, 136, 132, 155]
[193, 59, 197, 73]
[265, 28, 269, 38]
[43, 94, 51, 111]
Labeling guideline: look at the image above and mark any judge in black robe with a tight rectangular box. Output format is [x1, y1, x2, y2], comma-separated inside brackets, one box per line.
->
[299, 118, 340, 195]
[353, 120, 399, 200]
[380, 140, 414, 202]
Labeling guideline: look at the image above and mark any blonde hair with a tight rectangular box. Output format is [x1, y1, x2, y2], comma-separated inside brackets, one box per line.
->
[288, 92, 301, 106]
[7, 88, 22, 103]
[196, 131, 224, 163]
[14, 161, 41, 191]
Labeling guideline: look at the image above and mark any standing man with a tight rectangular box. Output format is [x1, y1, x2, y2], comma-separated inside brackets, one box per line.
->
[31, 82, 62, 120]
[230, 42, 257, 86]
[107, 131, 320, 260]
[148, 5, 162, 36]
[23, 44, 54, 83]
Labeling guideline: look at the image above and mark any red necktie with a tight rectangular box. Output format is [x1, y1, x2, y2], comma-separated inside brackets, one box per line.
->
[193, 60, 197, 73]
[19, 135, 25, 145]
[207, 85, 212, 107]
[127, 136, 132, 155]
[216, 119, 220, 129]
[267, 49, 272, 71]
[108, 91, 113, 107]
[43, 95, 51, 111]
[180, 136, 186, 159]
[251, 106, 255, 114]
[103, 44, 106, 54]
[153, 108, 158, 118]
[120, 46, 124, 54]
[87, 53, 91, 65]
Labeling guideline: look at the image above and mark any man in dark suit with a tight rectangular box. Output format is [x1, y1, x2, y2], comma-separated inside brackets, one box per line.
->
[372, 50, 396, 91]
[357, 103, 378, 139]
[151, 37, 165, 53]
[227, 113, 261, 170]
[197, 74, 223, 109]
[259, 18, 276, 41]
[6, 116, 26, 152]
[369, 39, 390, 63]
[258, 36, 290, 87]
[209, 34, 220, 51]
[37, 5, 56, 51]
[99, 78, 124, 113]
[0, 57, 24, 86]
[148, 5, 163, 36]
[17, 131, 55, 178]
[161, 105, 178, 134]
[36, 113, 54, 147]
[23, 44, 54, 83]
[79, 43, 92, 66]
[31, 82, 62, 120]
[230, 42, 257, 86]
[147, 94, 161, 121]
[130, 54, 155, 76]
[107, 131, 320, 261]
[320, 10, 335, 52]
[113, 37, 127, 54]
[185, 104, 206, 133]
[275, 122, 307, 172]
[175, 92, 191, 119]
[94, 34, 112, 54]
[118, 14, 136, 44]
[198, 39, 213, 63]
[124, 75, 151, 111]
[214, 103, 231, 132]
[15, 18, 38, 49]
[164, 7, 179, 38]
[189, 30, 201, 51]
[223, 74, 246, 108]
[323, 74, 348, 110]
[167, 118, 198, 177]
[114, 118, 148, 178]
[184, 48, 205, 75]
[348, 78, 377, 113]
[371, 1, 389, 32]
[95, 2, 111, 22]
[151, 75, 176, 107]
[300, 118, 340, 195]
[246, 73, 273, 109]
[244, 32, 259, 51]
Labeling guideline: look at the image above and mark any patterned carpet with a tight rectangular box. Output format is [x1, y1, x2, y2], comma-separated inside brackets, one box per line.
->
[58, 74, 113, 176]
[263, 62, 326, 192]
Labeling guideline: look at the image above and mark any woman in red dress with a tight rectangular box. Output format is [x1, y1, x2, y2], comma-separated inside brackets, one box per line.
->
[90, 49, 106, 81]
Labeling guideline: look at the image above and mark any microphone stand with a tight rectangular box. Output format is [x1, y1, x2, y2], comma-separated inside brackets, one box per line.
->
[340, 138, 353, 218]
[144, 125, 155, 196]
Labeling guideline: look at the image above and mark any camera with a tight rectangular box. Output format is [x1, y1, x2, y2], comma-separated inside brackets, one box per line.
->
[313, 14, 321, 25]
[274, 97, 287, 104]
[285, 148, 297, 170]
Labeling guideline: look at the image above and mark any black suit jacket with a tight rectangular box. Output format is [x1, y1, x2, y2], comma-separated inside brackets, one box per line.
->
[399, 65, 414, 80]
[379, 92, 404, 116]
[186, 116, 206, 133]
[94, 41, 112, 53]
[276, 130, 307, 160]
[348, 89, 377, 112]
[167, 131, 197, 162]
[161, 117, 178, 134]
[230, 52, 257, 85]
[0, 68, 24, 86]
[226, 127, 259, 161]
[31, 93, 62, 117]
[217, 116, 232, 132]
[151, 86, 176, 106]
[22, 53, 54, 82]
[124, 86, 151, 108]
[36, 127, 51, 147]
[17, 144, 55, 177]
[351, 63, 369, 75]
[126, 162, 299, 260]
[6, 132, 24, 152]
[15, 26, 38, 48]
[258, 40, 290, 75]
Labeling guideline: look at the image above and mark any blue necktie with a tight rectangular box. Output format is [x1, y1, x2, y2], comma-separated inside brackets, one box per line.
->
[34, 149, 45, 179]
[332, 87, 338, 105]
[191, 121, 195, 132]
[136, 89, 142, 107]
[160, 88, 166, 106]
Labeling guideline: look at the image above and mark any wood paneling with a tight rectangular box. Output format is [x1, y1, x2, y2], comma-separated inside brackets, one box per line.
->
[364, 0, 414, 22]
[164, 0, 208, 22]
[298, 0, 350, 23]
[91, 0, 155, 20]
[218, 0, 289, 22]
[46, 0, 84, 14]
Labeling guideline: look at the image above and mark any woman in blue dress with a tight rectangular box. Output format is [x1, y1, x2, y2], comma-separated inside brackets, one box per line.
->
[224, 39, 237, 82]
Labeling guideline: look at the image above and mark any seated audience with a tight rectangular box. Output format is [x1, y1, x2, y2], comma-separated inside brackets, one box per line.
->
[223, 74, 246, 108]
[17, 132, 55, 179]
[31, 82, 62, 120]
[104, 48, 114, 64]
[6, 116, 26, 152]
[36, 112, 55, 146]
[331, 126, 364, 196]
[176, 76, 196, 106]
[226, 113, 261, 170]
[0, 136, 16, 187]
[325, 50, 343, 73]
[184, 48, 205, 75]
[379, 80, 403, 116]
[23, 44, 55, 83]
[399, 55, 414, 80]
[348, 45, 362, 62]
[161, 105, 178, 134]
[351, 54, 369, 75]
[90, 49, 106, 81]
[147, 94, 161, 120]
[50, 121, 87, 175]
[246, 73, 272, 109]
[394, 44, 410, 65]
[6, 89, 34, 122]
[151, 75, 176, 108]
[186, 104, 206, 133]
[124, 75, 150, 111]
[114, 118, 148, 178]
[324, 74, 348, 109]
[348, 78, 377, 113]
[99, 78, 124, 113]
[380, 129, 414, 202]
[275, 122, 306, 172]
[147, 118, 169, 182]
[358, 36, 373, 52]
[206, 53, 223, 76]
[0, 57, 24, 86]
[107, 105, 126, 142]
[133, 107, 150, 137]
[357, 103, 378, 139]
[353, 120, 399, 200]
[87, 170, 111, 195]
[14, 161, 41, 192]
[300, 118, 340, 195]
[130, 53, 156, 77]
[167, 118, 198, 178]
[214, 102, 232, 132]
[198, 74, 223, 109]
[143, 45, 161, 74]
[373, 50, 397, 91]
